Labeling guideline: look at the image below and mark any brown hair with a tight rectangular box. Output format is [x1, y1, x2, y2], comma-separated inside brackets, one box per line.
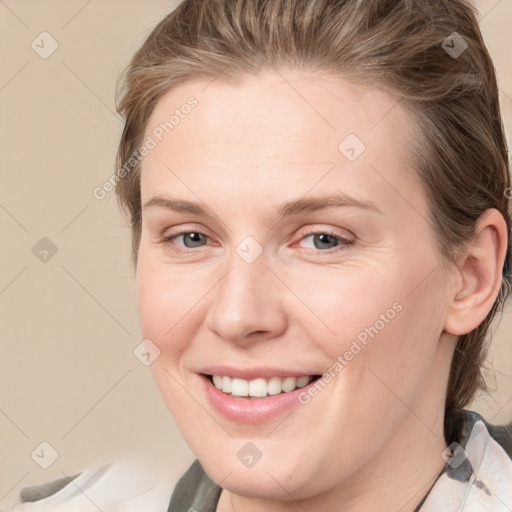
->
[114, 0, 511, 412]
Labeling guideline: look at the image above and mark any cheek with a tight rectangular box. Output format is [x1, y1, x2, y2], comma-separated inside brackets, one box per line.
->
[136, 261, 205, 357]
[289, 267, 402, 352]
[346, 274, 447, 405]
[307, 263, 445, 385]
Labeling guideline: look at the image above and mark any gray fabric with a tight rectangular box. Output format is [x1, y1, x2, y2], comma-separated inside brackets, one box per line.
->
[19, 473, 81, 503]
[479, 419, 512, 458]
[167, 459, 222, 512]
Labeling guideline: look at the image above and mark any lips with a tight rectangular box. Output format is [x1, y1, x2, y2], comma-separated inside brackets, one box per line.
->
[197, 367, 323, 423]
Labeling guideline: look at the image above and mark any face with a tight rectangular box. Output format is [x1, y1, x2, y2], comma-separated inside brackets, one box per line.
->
[137, 70, 455, 500]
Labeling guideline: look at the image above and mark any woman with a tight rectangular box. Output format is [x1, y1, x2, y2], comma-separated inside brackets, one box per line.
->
[7, 0, 512, 510]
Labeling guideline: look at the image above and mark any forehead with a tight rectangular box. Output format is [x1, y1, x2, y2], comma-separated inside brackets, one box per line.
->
[140, 70, 426, 219]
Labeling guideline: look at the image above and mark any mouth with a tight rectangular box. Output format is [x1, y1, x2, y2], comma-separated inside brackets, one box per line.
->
[204, 373, 323, 399]
[196, 366, 325, 423]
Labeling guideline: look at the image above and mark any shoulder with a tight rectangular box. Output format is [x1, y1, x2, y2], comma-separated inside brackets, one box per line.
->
[448, 408, 512, 460]
[4, 465, 106, 512]
[4, 455, 178, 511]
[16, 472, 82, 504]
[485, 419, 512, 459]
[420, 409, 512, 511]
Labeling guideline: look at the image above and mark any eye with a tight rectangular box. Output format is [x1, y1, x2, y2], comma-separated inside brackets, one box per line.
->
[160, 226, 353, 255]
[162, 228, 211, 253]
[297, 229, 353, 254]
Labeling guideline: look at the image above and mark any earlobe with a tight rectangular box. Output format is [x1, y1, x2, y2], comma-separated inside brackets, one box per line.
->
[444, 209, 508, 336]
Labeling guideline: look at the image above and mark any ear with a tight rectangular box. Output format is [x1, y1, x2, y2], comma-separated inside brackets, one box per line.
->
[444, 208, 509, 336]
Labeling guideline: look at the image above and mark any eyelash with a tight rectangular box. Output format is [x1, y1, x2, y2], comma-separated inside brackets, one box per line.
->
[161, 225, 353, 256]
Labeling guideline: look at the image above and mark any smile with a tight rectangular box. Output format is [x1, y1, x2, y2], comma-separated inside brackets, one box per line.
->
[199, 372, 323, 424]
[208, 374, 317, 398]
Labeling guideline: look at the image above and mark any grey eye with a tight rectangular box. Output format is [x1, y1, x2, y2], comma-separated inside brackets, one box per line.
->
[176, 232, 208, 248]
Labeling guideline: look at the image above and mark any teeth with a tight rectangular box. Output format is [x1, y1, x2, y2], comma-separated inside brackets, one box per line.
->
[231, 378, 249, 397]
[282, 377, 296, 392]
[248, 378, 267, 397]
[212, 375, 223, 388]
[296, 375, 310, 388]
[267, 376, 282, 395]
[221, 375, 232, 393]
[210, 374, 314, 398]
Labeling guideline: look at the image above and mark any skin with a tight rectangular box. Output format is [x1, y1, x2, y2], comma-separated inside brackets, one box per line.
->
[136, 70, 507, 511]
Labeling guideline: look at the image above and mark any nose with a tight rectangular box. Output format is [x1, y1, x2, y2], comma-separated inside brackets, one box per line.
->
[204, 251, 288, 347]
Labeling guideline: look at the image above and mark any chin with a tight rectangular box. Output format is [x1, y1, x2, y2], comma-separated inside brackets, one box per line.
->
[199, 447, 325, 501]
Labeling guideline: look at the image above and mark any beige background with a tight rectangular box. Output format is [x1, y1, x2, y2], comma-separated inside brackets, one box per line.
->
[1, 0, 511, 508]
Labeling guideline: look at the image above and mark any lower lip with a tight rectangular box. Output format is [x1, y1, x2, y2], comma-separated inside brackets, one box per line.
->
[200, 374, 318, 424]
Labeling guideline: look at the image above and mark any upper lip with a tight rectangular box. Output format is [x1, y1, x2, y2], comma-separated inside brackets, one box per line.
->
[198, 365, 321, 380]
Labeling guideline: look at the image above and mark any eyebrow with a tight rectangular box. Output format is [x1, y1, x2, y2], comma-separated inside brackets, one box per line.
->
[142, 193, 381, 218]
